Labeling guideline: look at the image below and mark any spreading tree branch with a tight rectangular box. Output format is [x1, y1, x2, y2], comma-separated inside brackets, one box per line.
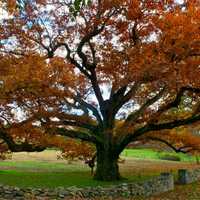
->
[55, 128, 102, 144]
[74, 95, 103, 126]
[116, 113, 200, 155]
[0, 129, 45, 152]
[124, 87, 166, 124]
[146, 136, 188, 153]
[152, 86, 200, 120]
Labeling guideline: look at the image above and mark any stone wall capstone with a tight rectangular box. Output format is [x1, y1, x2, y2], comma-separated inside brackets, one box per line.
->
[178, 168, 200, 184]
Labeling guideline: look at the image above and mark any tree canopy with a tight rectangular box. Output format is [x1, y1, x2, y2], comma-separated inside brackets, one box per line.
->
[0, 0, 200, 180]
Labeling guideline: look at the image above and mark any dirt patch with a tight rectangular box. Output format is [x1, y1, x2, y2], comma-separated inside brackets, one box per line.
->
[9, 150, 63, 162]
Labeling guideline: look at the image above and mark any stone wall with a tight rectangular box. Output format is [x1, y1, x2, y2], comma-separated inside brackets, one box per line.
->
[3, 168, 200, 199]
[0, 173, 174, 200]
[178, 168, 200, 184]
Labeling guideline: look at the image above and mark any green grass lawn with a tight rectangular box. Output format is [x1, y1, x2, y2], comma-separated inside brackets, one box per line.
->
[0, 169, 154, 188]
[0, 159, 154, 188]
[0, 149, 198, 188]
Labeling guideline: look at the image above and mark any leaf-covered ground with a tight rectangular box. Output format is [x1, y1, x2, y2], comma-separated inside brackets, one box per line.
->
[148, 182, 200, 200]
[120, 181, 200, 200]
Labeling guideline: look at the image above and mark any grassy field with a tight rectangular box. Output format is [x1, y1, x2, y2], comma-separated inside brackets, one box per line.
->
[0, 149, 199, 188]
[0, 159, 156, 188]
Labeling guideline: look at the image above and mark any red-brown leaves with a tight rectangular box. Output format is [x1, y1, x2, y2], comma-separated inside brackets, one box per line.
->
[6, 0, 16, 14]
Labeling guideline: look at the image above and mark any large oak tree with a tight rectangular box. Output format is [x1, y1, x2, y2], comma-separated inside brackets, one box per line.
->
[0, 0, 200, 180]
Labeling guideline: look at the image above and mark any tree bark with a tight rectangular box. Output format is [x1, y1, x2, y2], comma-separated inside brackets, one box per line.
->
[94, 145, 121, 181]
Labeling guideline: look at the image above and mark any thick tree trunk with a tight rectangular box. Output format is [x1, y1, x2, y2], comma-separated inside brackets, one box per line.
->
[94, 146, 121, 181]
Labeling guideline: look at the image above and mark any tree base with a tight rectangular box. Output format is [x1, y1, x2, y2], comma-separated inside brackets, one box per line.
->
[93, 158, 121, 181]
[93, 172, 122, 181]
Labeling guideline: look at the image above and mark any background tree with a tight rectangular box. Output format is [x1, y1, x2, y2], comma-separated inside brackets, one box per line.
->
[0, 0, 200, 181]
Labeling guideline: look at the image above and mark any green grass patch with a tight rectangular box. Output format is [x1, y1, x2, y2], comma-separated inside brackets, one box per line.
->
[121, 149, 159, 160]
[121, 149, 198, 162]
[0, 169, 153, 188]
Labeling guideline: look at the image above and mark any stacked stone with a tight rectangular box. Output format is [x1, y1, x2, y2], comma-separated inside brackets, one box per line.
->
[0, 172, 174, 199]
[178, 168, 200, 184]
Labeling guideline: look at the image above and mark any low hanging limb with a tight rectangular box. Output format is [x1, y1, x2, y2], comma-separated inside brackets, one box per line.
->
[147, 136, 199, 154]
[0, 129, 46, 152]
